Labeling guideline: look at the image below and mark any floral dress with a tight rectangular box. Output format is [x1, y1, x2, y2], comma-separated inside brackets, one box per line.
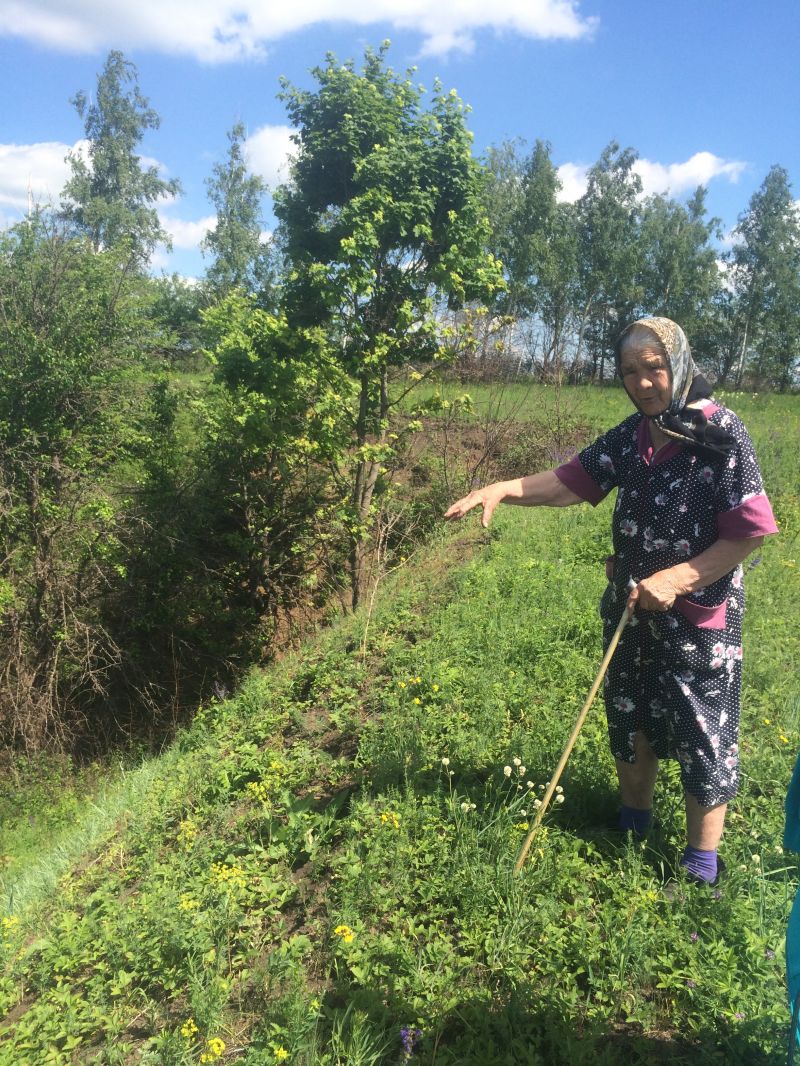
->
[555, 400, 778, 806]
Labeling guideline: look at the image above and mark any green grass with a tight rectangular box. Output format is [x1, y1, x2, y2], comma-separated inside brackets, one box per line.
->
[1, 387, 799, 1064]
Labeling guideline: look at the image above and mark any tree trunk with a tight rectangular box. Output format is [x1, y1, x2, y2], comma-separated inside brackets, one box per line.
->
[349, 366, 388, 610]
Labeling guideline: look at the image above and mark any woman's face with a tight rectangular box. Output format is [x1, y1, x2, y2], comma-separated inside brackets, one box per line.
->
[619, 343, 671, 416]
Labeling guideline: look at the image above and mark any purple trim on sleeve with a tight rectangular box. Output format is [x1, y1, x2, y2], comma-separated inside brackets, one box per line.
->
[674, 597, 727, 629]
[554, 457, 609, 506]
[717, 493, 779, 538]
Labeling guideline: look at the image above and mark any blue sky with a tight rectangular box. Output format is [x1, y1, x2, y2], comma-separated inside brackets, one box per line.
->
[1, 0, 798, 278]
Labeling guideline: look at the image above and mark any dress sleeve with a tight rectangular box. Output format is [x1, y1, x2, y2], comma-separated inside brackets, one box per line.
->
[711, 413, 779, 539]
[554, 419, 630, 507]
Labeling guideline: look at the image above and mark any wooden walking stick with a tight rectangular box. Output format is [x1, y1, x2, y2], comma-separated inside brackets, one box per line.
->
[514, 605, 633, 874]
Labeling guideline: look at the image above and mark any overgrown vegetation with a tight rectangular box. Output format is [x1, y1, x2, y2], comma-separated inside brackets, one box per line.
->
[0, 387, 798, 1063]
[1, 40, 798, 751]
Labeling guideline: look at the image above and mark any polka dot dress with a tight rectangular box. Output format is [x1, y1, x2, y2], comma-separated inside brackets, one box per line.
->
[566, 402, 777, 806]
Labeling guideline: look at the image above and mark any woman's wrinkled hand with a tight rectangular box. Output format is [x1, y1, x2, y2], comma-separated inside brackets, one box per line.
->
[627, 571, 682, 614]
[444, 487, 501, 528]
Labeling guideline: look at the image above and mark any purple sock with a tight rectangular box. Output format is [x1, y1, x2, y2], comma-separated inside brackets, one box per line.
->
[680, 845, 718, 882]
[618, 805, 652, 836]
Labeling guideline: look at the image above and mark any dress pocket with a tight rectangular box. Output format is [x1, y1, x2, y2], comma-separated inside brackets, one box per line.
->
[673, 596, 727, 629]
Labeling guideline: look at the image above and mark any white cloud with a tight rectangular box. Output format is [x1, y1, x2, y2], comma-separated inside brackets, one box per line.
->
[0, 1, 597, 62]
[556, 151, 747, 204]
[158, 211, 217, 250]
[245, 124, 297, 188]
[555, 162, 588, 203]
[0, 139, 86, 213]
[633, 152, 746, 197]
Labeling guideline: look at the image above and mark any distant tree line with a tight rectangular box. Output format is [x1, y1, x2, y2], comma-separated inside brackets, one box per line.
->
[482, 140, 800, 390]
[0, 45, 798, 751]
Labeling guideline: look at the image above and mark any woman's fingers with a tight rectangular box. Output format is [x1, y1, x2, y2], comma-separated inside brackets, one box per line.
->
[626, 585, 640, 613]
[629, 574, 676, 613]
[444, 491, 490, 524]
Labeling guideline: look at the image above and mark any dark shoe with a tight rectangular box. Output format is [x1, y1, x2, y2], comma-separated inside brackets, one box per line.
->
[604, 810, 655, 839]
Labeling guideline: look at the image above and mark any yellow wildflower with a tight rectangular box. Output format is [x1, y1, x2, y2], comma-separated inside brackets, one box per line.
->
[275, 1049, 290, 1062]
[781, 735, 790, 744]
[180, 1018, 199, 1040]
[334, 924, 355, 943]
[177, 818, 199, 848]
[200, 1037, 226, 1062]
[210, 863, 247, 891]
[380, 811, 400, 829]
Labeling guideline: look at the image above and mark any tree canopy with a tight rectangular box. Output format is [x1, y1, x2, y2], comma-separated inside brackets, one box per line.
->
[61, 50, 180, 265]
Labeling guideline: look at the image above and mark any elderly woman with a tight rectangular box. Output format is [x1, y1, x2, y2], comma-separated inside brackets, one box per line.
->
[445, 317, 778, 885]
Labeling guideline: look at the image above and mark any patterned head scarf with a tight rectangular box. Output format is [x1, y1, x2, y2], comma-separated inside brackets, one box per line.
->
[614, 316, 734, 459]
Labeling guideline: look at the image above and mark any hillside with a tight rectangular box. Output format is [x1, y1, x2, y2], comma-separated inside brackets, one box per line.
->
[1, 389, 799, 1065]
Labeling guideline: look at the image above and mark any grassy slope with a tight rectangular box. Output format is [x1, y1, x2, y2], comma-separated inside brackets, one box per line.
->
[1, 387, 799, 1065]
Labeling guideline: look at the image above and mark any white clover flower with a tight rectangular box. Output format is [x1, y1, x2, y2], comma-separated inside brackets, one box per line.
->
[520, 809, 527, 816]
[460, 801, 470, 812]
[526, 780, 535, 790]
[513, 757, 522, 767]
[555, 794, 565, 804]
[503, 766, 512, 777]
[533, 799, 542, 808]
[518, 766, 526, 776]
[555, 785, 563, 794]
[775, 846, 784, 855]
[538, 784, 545, 791]
[751, 854, 761, 864]
[441, 757, 450, 767]
[470, 803, 476, 811]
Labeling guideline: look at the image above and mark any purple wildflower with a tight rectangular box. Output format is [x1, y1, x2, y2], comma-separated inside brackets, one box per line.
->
[690, 931, 699, 943]
[735, 1011, 745, 1021]
[400, 1027, 422, 1059]
[686, 979, 697, 989]
[765, 949, 776, 960]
